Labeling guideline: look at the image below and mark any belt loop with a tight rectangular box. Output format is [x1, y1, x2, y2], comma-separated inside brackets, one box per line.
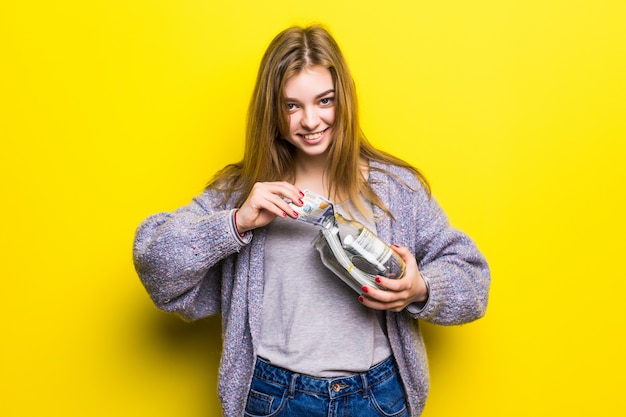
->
[360, 372, 369, 398]
[289, 373, 299, 399]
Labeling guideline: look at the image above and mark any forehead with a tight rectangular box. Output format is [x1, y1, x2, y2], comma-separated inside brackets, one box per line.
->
[284, 65, 334, 98]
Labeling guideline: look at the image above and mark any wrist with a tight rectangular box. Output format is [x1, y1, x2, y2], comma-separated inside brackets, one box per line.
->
[416, 271, 430, 303]
[233, 209, 246, 237]
[406, 272, 430, 316]
[229, 209, 252, 246]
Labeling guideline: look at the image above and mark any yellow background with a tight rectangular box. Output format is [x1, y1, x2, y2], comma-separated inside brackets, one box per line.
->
[1, 1, 625, 415]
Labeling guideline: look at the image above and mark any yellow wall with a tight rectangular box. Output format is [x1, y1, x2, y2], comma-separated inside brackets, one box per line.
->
[1, 1, 625, 415]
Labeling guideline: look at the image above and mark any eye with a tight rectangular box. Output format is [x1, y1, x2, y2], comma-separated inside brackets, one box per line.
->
[286, 103, 298, 112]
[320, 97, 334, 106]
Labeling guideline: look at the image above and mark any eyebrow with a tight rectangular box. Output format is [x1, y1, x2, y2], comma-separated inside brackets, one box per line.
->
[286, 89, 335, 102]
[315, 89, 335, 98]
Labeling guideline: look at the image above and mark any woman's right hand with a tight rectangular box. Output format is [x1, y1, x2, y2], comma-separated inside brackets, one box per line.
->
[235, 182, 304, 233]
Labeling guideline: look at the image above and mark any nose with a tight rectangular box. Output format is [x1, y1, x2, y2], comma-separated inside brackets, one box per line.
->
[300, 106, 320, 130]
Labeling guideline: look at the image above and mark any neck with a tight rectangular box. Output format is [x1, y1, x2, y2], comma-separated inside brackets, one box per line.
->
[293, 153, 330, 198]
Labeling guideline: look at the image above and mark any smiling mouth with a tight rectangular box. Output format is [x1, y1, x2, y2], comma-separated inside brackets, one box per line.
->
[300, 128, 327, 141]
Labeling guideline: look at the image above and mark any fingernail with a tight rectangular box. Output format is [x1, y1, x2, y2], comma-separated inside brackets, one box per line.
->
[299, 191, 305, 197]
[282, 211, 287, 218]
[293, 211, 299, 217]
[392, 244, 400, 248]
[298, 199, 304, 205]
[358, 296, 364, 303]
[361, 286, 369, 293]
[375, 277, 382, 283]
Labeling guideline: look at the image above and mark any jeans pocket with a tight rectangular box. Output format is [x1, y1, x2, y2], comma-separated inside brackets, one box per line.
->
[368, 372, 409, 417]
[244, 376, 288, 417]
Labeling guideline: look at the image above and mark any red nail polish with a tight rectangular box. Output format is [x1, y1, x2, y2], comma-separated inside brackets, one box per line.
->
[361, 286, 369, 293]
[375, 277, 382, 283]
[293, 211, 299, 217]
[392, 244, 400, 248]
[298, 199, 304, 205]
[282, 211, 287, 218]
[299, 191, 305, 197]
[358, 296, 364, 303]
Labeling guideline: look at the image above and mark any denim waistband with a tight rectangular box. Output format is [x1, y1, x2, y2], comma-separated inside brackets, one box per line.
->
[252, 356, 398, 399]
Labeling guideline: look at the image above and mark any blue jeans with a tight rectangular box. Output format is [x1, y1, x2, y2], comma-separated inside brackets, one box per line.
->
[244, 356, 409, 417]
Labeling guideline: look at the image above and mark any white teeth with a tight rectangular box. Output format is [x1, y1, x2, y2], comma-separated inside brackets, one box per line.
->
[303, 131, 323, 140]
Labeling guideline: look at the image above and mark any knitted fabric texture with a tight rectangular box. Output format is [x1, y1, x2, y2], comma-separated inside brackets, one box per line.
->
[133, 161, 491, 416]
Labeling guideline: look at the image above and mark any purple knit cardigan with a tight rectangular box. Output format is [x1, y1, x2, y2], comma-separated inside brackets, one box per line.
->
[133, 161, 490, 416]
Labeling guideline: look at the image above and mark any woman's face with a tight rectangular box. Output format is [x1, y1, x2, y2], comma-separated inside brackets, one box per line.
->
[283, 65, 335, 158]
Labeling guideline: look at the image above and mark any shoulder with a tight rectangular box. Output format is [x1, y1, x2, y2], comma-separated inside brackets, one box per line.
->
[192, 185, 243, 213]
[368, 161, 425, 193]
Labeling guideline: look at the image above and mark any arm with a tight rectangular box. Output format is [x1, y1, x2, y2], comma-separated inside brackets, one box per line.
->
[132, 182, 305, 320]
[361, 167, 490, 325]
[132, 189, 248, 320]
[409, 186, 490, 325]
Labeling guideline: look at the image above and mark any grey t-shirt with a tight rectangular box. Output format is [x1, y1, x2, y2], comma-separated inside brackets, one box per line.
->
[257, 203, 392, 377]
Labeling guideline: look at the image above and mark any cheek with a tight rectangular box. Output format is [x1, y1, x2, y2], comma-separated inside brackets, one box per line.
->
[288, 114, 299, 134]
[323, 108, 335, 125]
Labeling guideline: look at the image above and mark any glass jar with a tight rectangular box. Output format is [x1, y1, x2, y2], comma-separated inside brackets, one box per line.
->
[312, 212, 405, 292]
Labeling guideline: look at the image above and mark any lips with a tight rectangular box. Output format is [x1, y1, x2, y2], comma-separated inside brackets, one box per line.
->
[299, 128, 327, 143]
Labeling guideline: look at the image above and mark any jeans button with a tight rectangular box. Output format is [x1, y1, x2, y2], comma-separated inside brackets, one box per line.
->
[332, 383, 341, 392]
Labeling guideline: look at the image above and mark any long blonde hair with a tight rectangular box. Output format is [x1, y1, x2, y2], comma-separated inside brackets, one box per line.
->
[207, 25, 429, 217]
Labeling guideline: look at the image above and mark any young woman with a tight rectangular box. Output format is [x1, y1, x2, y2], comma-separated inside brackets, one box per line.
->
[133, 25, 490, 417]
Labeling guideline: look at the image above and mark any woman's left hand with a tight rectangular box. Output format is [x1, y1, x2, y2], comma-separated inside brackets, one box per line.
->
[358, 244, 428, 312]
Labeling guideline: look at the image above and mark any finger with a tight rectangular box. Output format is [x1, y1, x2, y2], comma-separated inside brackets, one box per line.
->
[238, 196, 284, 228]
[373, 275, 406, 292]
[249, 183, 297, 213]
[361, 284, 398, 304]
[261, 192, 300, 219]
[262, 183, 305, 215]
[358, 293, 405, 313]
[268, 182, 305, 206]
[362, 280, 415, 309]
[390, 244, 415, 264]
[262, 195, 297, 219]
[390, 244, 420, 279]
[240, 182, 305, 228]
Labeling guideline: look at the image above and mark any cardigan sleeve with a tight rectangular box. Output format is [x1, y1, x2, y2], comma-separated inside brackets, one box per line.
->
[371, 162, 490, 325]
[409, 183, 490, 325]
[132, 189, 248, 320]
